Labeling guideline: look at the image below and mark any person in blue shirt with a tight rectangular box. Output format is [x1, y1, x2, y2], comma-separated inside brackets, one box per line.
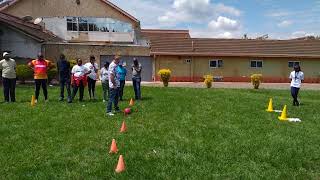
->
[117, 62, 127, 101]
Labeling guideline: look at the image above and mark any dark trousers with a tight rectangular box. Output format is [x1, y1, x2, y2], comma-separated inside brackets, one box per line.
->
[132, 77, 141, 100]
[102, 81, 109, 101]
[72, 81, 85, 101]
[60, 78, 71, 99]
[2, 78, 16, 102]
[119, 80, 125, 100]
[107, 88, 120, 113]
[87, 77, 96, 99]
[35, 79, 48, 100]
[291, 87, 300, 105]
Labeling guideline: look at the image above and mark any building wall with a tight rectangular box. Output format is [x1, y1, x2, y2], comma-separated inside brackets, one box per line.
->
[2, 0, 139, 27]
[155, 55, 320, 83]
[43, 44, 150, 64]
[0, 24, 41, 58]
[42, 17, 135, 42]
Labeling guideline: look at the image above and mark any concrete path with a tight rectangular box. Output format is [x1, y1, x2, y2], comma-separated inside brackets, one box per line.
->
[130, 82, 320, 90]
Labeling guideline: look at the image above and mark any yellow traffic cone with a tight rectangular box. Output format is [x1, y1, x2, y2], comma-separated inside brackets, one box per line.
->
[278, 105, 288, 121]
[31, 95, 36, 106]
[266, 98, 274, 112]
[129, 98, 134, 106]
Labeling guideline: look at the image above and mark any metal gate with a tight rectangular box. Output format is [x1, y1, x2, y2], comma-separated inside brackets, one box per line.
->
[100, 55, 153, 81]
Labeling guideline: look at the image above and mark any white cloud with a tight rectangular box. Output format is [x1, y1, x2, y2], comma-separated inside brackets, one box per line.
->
[158, 0, 241, 26]
[291, 31, 315, 38]
[277, 20, 293, 28]
[208, 16, 240, 31]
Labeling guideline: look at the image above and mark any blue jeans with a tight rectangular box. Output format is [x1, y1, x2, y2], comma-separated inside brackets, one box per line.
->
[107, 88, 120, 113]
[291, 87, 300, 105]
[132, 77, 141, 100]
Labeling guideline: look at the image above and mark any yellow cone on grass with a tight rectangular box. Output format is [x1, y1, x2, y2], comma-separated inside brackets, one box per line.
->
[278, 105, 288, 121]
[266, 98, 274, 112]
[129, 98, 134, 106]
[31, 95, 36, 106]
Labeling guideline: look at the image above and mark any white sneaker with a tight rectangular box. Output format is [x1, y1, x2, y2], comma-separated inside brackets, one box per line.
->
[103, 100, 106, 103]
[107, 112, 115, 116]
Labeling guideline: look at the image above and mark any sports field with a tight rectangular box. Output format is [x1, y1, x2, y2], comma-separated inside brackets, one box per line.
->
[0, 86, 319, 179]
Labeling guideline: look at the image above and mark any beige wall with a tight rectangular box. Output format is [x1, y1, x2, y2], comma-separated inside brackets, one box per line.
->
[44, 44, 150, 65]
[155, 55, 320, 82]
[3, 0, 139, 27]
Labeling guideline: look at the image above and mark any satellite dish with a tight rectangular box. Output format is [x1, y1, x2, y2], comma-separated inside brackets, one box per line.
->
[22, 15, 33, 21]
[34, 17, 43, 25]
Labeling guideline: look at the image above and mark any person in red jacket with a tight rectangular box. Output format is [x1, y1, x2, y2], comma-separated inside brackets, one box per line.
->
[28, 53, 53, 103]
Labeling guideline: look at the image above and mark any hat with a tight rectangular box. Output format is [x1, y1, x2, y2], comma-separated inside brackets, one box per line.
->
[114, 55, 121, 59]
[3, 52, 9, 57]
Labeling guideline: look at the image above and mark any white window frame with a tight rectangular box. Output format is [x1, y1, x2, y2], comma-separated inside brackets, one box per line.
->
[250, 60, 263, 68]
[209, 59, 223, 68]
[288, 61, 300, 68]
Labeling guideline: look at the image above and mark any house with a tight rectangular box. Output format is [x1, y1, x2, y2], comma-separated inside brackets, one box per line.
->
[0, 11, 60, 60]
[142, 29, 320, 83]
[1, 0, 319, 83]
[0, 0, 152, 81]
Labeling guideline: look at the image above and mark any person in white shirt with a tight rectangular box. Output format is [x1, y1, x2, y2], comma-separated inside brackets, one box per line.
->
[0, 52, 16, 103]
[84, 55, 99, 100]
[71, 59, 91, 102]
[100, 61, 110, 103]
[289, 65, 304, 106]
[106, 55, 121, 116]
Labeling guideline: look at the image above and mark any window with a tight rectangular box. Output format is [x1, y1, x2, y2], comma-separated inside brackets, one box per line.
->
[288, 61, 300, 68]
[209, 60, 223, 68]
[66, 17, 133, 33]
[250, 60, 263, 68]
[67, 17, 78, 31]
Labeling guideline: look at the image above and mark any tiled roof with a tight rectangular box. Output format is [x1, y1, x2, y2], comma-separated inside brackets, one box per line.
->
[0, 12, 61, 42]
[0, 0, 140, 24]
[142, 30, 320, 58]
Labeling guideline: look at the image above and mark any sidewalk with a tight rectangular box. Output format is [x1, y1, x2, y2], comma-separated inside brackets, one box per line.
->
[128, 82, 320, 90]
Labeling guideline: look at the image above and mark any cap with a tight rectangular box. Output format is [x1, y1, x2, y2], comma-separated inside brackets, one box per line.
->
[3, 52, 9, 57]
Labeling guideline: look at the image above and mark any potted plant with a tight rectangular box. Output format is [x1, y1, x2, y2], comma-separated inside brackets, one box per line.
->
[203, 75, 214, 88]
[251, 74, 262, 89]
[158, 69, 171, 87]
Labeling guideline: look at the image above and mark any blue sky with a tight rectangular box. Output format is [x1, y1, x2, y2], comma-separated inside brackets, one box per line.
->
[110, 0, 320, 39]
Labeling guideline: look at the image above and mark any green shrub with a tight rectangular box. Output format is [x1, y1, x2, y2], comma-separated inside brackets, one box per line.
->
[16, 64, 33, 83]
[48, 68, 58, 82]
[69, 60, 77, 69]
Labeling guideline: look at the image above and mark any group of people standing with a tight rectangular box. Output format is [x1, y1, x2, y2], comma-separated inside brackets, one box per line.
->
[0, 52, 143, 114]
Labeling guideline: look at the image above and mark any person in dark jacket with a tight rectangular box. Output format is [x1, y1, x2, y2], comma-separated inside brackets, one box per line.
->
[57, 54, 72, 103]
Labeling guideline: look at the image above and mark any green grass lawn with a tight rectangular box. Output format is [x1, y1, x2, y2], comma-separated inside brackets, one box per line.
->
[0, 85, 320, 179]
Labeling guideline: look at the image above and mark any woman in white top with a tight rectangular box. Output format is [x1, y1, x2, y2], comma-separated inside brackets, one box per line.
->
[84, 55, 99, 100]
[289, 65, 304, 106]
[71, 59, 91, 102]
[100, 61, 110, 103]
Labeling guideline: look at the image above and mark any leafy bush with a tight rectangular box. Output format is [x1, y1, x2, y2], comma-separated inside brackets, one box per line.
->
[251, 74, 262, 89]
[203, 75, 214, 88]
[69, 60, 77, 69]
[16, 64, 33, 83]
[48, 68, 58, 83]
[158, 69, 171, 87]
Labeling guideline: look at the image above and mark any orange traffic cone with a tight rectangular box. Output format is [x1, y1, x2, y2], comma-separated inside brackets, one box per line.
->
[120, 121, 127, 133]
[115, 155, 125, 173]
[129, 98, 134, 106]
[278, 105, 288, 121]
[109, 139, 118, 154]
[31, 95, 36, 106]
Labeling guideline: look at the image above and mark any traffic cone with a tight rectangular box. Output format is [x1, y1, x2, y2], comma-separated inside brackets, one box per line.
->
[120, 121, 127, 133]
[129, 98, 134, 106]
[266, 98, 274, 112]
[278, 105, 288, 121]
[115, 155, 125, 173]
[109, 139, 118, 154]
[31, 95, 36, 106]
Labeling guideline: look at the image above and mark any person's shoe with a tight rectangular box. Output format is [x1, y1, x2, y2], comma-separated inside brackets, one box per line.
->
[114, 109, 122, 113]
[296, 101, 300, 106]
[67, 97, 72, 103]
[103, 100, 106, 103]
[59, 97, 64, 101]
[107, 112, 115, 116]
[35, 99, 38, 104]
[45, 99, 49, 103]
